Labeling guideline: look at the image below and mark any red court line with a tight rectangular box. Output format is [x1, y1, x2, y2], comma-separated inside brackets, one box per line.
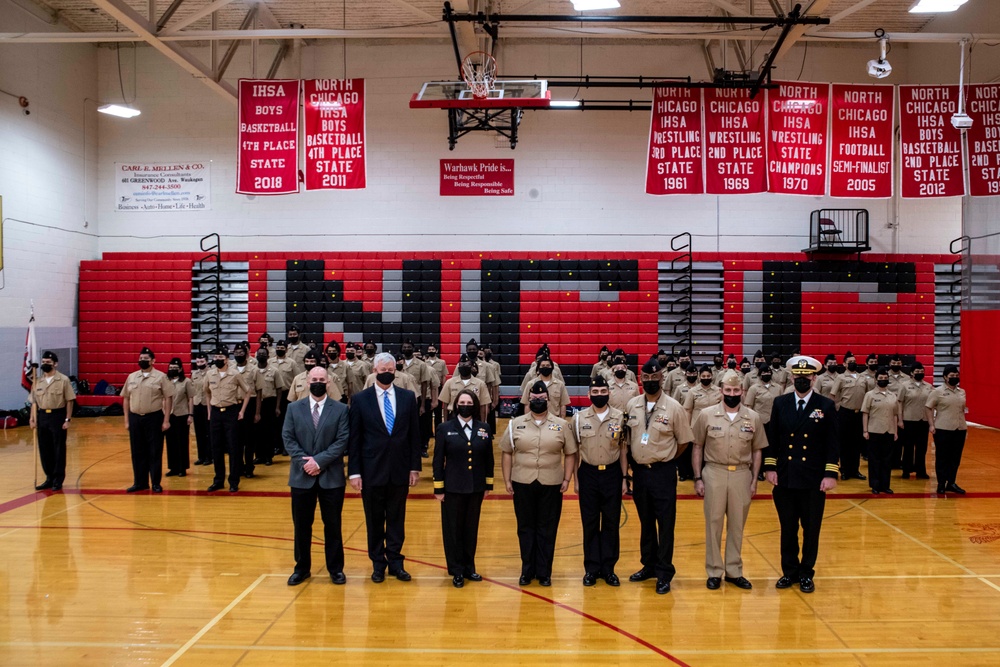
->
[0, 491, 53, 516]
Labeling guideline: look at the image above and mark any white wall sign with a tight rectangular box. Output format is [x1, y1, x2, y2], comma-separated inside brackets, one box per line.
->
[115, 162, 211, 211]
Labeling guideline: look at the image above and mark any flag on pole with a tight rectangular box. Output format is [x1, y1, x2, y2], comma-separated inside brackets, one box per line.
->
[22, 308, 38, 392]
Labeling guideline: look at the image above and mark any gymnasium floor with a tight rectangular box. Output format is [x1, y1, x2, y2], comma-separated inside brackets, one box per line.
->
[1, 418, 999, 666]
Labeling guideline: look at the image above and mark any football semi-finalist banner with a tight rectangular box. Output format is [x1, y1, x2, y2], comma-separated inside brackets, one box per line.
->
[767, 81, 829, 196]
[899, 85, 965, 199]
[966, 83, 1000, 197]
[303, 78, 366, 190]
[236, 79, 300, 195]
[829, 84, 895, 199]
[115, 162, 210, 211]
[704, 88, 767, 194]
[646, 87, 703, 195]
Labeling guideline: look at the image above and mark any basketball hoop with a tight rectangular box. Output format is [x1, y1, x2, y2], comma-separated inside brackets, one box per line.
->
[462, 51, 497, 100]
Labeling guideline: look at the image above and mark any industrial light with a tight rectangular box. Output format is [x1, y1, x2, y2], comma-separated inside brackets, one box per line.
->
[909, 0, 969, 13]
[867, 29, 892, 79]
[572, 0, 621, 11]
[549, 100, 583, 107]
[98, 104, 141, 118]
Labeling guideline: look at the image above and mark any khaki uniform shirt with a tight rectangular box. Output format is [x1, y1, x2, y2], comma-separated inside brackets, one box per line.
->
[485, 359, 502, 386]
[571, 406, 626, 467]
[400, 357, 431, 391]
[364, 371, 419, 395]
[461, 360, 498, 389]
[815, 372, 838, 398]
[520, 378, 572, 417]
[887, 372, 909, 396]
[288, 370, 343, 402]
[744, 382, 783, 424]
[121, 368, 173, 414]
[169, 377, 195, 417]
[671, 381, 699, 406]
[899, 379, 933, 422]
[326, 362, 349, 397]
[439, 376, 490, 410]
[624, 393, 694, 465]
[831, 372, 874, 411]
[31, 372, 76, 410]
[663, 367, 687, 395]
[190, 367, 208, 406]
[344, 360, 369, 396]
[710, 366, 726, 384]
[741, 367, 761, 392]
[204, 366, 250, 408]
[684, 384, 723, 424]
[861, 388, 901, 434]
[234, 365, 262, 401]
[519, 362, 564, 393]
[500, 413, 576, 485]
[256, 364, 280, 400]
[692, 403, 768, 467]
[285, 343, 309, 375]
[769, 366, 790, 390]
[609, 379, 640, 412]
[425, 357, 448, 388]
[590, 360, 609, 380]
[267, 357, 296, 392]
[926, 384, 967, 431]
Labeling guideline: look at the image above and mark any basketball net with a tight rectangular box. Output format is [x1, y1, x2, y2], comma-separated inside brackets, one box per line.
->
[462, 51, 497, 100]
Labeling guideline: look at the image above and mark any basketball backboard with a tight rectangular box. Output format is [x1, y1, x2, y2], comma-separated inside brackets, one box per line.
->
[409, 80, 550, 109]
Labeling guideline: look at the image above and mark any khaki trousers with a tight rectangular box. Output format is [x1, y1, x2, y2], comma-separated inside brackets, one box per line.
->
[702, 463, 753, 578]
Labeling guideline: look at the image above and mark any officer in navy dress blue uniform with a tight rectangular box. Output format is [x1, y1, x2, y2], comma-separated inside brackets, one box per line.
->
[763, 356, 840, 594]
[433, 389, 495, 588]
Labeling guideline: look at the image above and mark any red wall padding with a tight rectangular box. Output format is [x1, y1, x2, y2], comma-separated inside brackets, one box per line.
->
[960, 310, 998, 429]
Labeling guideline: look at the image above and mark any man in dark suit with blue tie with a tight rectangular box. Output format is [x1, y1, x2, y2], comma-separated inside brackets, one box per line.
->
[348, 352, 422, 582]
[763, 355, 840, 594]
[283, 367, 350, 586]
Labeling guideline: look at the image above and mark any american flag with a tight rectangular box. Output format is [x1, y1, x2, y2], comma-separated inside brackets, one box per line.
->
[22, 309, 38, 392]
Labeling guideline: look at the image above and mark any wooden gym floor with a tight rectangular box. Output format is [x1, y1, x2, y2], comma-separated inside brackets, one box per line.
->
[1, 418, 1000, 666]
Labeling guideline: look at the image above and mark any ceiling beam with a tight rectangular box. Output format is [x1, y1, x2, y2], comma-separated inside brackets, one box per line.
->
[89, 0, 237, 103]
[823, 0, 883, 27]
[161, 0, 240, 34]
[384, 0, 438, 22]
[771, 0, 835, 63]
[706, 0, 750, 17]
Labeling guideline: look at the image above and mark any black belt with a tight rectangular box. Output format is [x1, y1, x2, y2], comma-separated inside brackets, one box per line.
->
[580, 461, 619, 472]
[214, 404, 237, 411]
[39, 407, 66, 415]
[636, 460, 675, 469]
[130, 410, 163, 417]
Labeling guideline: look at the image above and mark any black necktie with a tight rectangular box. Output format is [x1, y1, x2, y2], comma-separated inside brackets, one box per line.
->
[797, 399, 805, 414]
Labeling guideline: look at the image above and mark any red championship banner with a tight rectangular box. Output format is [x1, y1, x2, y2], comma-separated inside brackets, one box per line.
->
[767, 82, 829, 195]
[236, 79, 300, 195]
[704, 88, 767, 194]
[966, 83, 1000, 197]
[440, 159, 514, 196]
[303, 78, 366, 190]
[830, 84, 895, 198]
[899, 85, 965, 198]
[646, 87, 703, 195]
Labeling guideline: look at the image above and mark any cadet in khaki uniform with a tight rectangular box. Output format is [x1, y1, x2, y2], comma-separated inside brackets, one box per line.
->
[285, 326, 309, 375]
[520, 356, 571, 418]
[268, 340, 297, 456]
[439, 355, 490, 422]
[887, 355, 908, 394]
[744, 367, 782, 425]
[29, 351, 76, 491]
[926, 365, 968, 495]
[190, 353, 212, 466]
[830, 353, 874, 480]
[165, 357, 195, 478]
[570, 376, 628, 587]
[692, 370, 767, 590]
[862, 368, 902, 494]
[898, 361, 932, 479]
[814, 354, 839, 398]
[680, 366, 723, 482]
[290, 352, 343, 402]
[519, 344, 564, 393]
[232, 344, 264, 479]
[767, 353, 790, 391]
[399, 340, 436, 454]
[121, 347, 173, 493]
[611, 349, 638, 384]
[662, 350, 691, 396]
[478, 344, 502, 434]
[624, 359, 695, 595]
[424, 343, 448, 432]
[590, 346, 611, 380]
[609, 358, 641, 412]
[254, 348, 281, 466]
[670, 369, 700, 406]
[343, 342, 369, 398]
[324, 341, 350, 401]
[204, 348, 251, 493]
[500, 381, 577, 587]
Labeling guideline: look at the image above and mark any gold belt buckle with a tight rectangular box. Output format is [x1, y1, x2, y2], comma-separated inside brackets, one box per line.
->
[597, 464, 606, 471]
[727, 465, 737, 471]
[218, 407, 226, 412]
[45, 409, 52, 413]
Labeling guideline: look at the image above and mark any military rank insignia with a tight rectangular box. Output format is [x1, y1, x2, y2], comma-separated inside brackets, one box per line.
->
[477, 428, 489, 439]
[548, 423, 563, 432]
[808, 409, 824, 419]
[653, 415, 669, 425]
[740, 422, 755, 433]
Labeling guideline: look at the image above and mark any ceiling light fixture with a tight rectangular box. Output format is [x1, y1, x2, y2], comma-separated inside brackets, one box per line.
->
[549, 100, 583, 107]
[571, 0, 621, 11]
[909, 0, 969, 13]
[97, 104, 141, 118]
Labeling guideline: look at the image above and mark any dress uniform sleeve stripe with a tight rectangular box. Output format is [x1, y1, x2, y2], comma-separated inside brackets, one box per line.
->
[764, 457, 777, 466]
[433, 481, 444, 489]
[485, 477, 494, 485]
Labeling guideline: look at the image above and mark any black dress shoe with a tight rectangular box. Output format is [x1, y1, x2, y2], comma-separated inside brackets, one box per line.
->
[152, 485, 163, 494]
[841, 474, 850, 481]
[178, 471, 186, 477]
[655, 579, 671, 595]
[126, 485, 149, 493]
[390, 569, 411, 582]
[35, 481, 53, 491]
[937, 485, 946, 494]
[872, 489, 880, 495]
[421, 450, 430, 459]
[678, 475, 689, 482]
[253, 458, 266, 465]
[518, 575, 532, 586]
[947, 483, 966, 494]
[51, 484, 62, 492]
[193, 459, 205, 466]
[203, 460, 214, 466]
[207, 483, 223, 492]
[538, 576, 552, 587]
[582, 573, 598, 587]
[706, 577, 722, 590]
[916, 473, 931, 480]
[371, 571, 385, 583]
[330, 572, 347, 585]
[901, 473, 911, 480]
[467, 573, 482, 582]
[775, 575, 795, 589]
[882, 488, 894, 494]
[229, 485, 238, 493]
[799, 577, 815, 593]
[452, 575, 464, 588]
[854, 473, 867, 480]
[287, 572, 310, 586]
[604, 573, 620, 587]
[165, 471, 178, 477]
[725, 576, 753, 590]
[264, 460, 272, 466]
[629, 569, 654, 582]
[244, 472, 255, 479]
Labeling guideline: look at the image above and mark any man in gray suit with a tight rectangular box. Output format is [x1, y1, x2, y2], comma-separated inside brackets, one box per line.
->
[283, 367, 350, 586]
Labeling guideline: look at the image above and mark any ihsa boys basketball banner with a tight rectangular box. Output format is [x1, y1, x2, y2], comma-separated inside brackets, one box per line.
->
[303, 78, 367, 190]
[236, 79, 300, 195]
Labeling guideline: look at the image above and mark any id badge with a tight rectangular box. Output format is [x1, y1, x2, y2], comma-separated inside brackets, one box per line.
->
[641, 432, 650, 445]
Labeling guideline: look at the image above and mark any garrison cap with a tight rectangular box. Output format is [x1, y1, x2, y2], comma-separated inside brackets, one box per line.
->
[641, 358, 661, 375]
[42, 350, 58, 362]
[590, 375, 609, 388]
[169, 357, 183, 367]
[529, 380, 549, 395]
[140, 347, 155, 358]
[721, 369, 742, 387]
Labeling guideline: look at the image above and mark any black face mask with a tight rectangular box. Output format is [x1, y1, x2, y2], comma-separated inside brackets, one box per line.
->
[326, 351, 338, 360]
[257, 355, 268, 367]
[41, 363, 54, 373]
[760, 374, 772, 383]
[793, 377, 812, 393]
[600, 353, 608, 361]
[728, 361, 737, 369]
[456, 404, 475, 419]
[913, 373, 925, 381]
[679, 360, 690, 370]
[835, 364, 846, 374]
[614, 369, 627, 379]
[395, 363, 404, 371]
[700, 377, 713, 386]
[459, 366, 472, 379]
[234, 355, 246, 365]
[826, 365, 836, 374]
[304, 364, 316, 372]
[947, 376, 960, 386]
[365, 349, 377, 358]
[741, 366, 751, 374]
[214, 359, 225, 369]
[402, 348, 413, 359]
[590, 394, 609, 409]
[847, 362, 858, 372]
[139, 359, 151, 370]
[877, 379, 889, 388]
[346, 351, 356, 359]
[196, 362, 207, 369]
[276, 349, 286, 357]
[288, 336, 299, 344]
[259, 341, 268, 348]
[309, 382, 327, 397]
[890, 366, 902, 373]
[868, 363, 878, 372]
[427, 351, 437, 358]
[657, 359, 668, 368]
[167, 369, 179, 378]
[538, 367, 553, 378]
[723, 395, 742, 408]
[529, 398, 548, 414]
[686, 374, 698, 384]
[772, 361, 782, 369]
[484, 352, 492, 361]
[714, 360, 723, 369]
[376, 371, 395, 386]
[643, 380, 661, 396]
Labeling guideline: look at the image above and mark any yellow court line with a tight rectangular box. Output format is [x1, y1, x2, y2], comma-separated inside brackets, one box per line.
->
[0, 495, 104, 539]
[848, 500, 1000, 596]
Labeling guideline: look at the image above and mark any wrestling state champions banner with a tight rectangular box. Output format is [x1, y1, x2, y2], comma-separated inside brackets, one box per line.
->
[237, 79, 300, 195]
[303, 78, 366, 190]
[766, 81, 829, 196]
